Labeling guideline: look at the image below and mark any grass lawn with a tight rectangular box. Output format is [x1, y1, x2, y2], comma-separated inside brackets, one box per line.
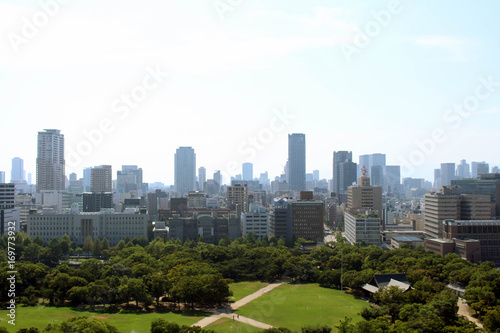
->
[206, 317, 262, 333]
[234, 283, 369, 332]
[229, 281, 269, 302]
[0, 305, 205, 333]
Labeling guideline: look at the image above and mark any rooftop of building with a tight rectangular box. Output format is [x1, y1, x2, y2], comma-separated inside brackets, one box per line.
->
[444, 219, 500, 226]
[392, 236, 424, 242]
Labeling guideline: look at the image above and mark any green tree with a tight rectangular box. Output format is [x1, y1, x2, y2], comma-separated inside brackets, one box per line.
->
[43, 316, 119, 333]
[123, 278, 152, 308]
[101, 237, 110, 250]
[374, 285, 408, 323]
[93, 238, 102, 257]
[83, 235, 93, 257]
[145, 274, 171, 306]
[483, 306, 500, 333]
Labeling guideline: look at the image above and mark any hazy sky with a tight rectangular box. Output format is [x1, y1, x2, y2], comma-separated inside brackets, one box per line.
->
[1, 0, 499, 185]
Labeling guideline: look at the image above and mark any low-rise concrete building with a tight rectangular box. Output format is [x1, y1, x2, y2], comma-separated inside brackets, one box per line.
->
[27, 209, 148, 246]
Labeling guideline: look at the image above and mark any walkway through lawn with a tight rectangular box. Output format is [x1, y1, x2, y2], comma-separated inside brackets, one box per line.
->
[191, 282, 284, 329]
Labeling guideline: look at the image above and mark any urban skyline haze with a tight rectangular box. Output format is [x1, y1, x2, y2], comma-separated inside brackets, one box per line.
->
[1, 1, 500, 184]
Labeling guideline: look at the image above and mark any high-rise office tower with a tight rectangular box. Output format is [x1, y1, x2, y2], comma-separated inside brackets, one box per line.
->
[288, 133, 306, 192]
[259, 172, 269, 186]
[339, 160, 357, 194]
[91, 165, 112, 193]
[0, 172, 5, 183]
[452, 174, 500, 218]
[333, 151, 352, 194]
[423, 186, 491, 239]
[440, 163, 456, 186]
[384, 166, 401, 193]
[117, 165, 143, 194]
[370, 165, 384, 187]
[242, 163, 253, 181]
[434, 169, 441, 189]
[456, 160, 470, 179]
[11, 157, 25, 182]
[36, 129, 65, 192]
[358, 153, 386, 178]
[174, 147, 196, 194]
[198, 167, 206, 191]
[214, 170, 222, 190]
[370, 153, 386, 168]
[477, 162, 490, 176]
[358, 154, 370, 177]
[83, 167, 92, 192]
[471, 161, 489, 178]
[313, 170, 319, 181]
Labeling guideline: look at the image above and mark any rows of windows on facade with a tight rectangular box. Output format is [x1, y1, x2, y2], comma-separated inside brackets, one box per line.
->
[0, 129, 499, 265]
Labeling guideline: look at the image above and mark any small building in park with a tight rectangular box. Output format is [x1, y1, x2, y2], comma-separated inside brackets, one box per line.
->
[361, 273, 412, 299]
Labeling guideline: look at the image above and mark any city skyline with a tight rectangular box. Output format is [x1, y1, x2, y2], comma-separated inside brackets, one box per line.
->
[1, 1, 500, 184]
[1, 129, 500, 186]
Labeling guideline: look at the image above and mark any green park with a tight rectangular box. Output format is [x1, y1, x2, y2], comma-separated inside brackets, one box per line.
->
[0, 282, 367, 333]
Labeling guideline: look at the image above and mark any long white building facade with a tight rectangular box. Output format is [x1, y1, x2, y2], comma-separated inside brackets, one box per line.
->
[27, 210, 148, 246]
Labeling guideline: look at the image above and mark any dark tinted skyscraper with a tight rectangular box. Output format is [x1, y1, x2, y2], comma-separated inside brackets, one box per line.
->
[339, 160, 357, 194]
[288, 133, 306, 192]
[36, 129, 65, 192]
[333, 151, 352, 194]
[174, 147, 196, 194]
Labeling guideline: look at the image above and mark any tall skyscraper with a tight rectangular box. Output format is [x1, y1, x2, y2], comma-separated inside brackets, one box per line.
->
[358, 154, 370, 177]
[288, 133, 306, 192]
[333, 151, 352, 194]
[213, 170, 222, 192]
[91, 165, 112, 193]
[198, 167, 206, 191]
[384, 165, 401, 193]
[83, 167, 92, 192]
[477, 162, 490, 176]
[339, 160, 357, 194]
[456, 160, 470, 179]
[11, 157, 25, 182]
[370, 165, 384, 187]
[434, 169, 441, 189]
[174, 147, 196, 194]
[313, 170, 319, 181]
[0, 172, 5, 183]
[117, 165, 143, 194]
[242, 163, 253, 181]
[440, 163, 456, 186]
[36, 129, 65, 192]
[471, 161, 489, 178]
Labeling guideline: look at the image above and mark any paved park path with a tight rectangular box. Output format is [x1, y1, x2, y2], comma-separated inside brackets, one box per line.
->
[457, 297, 483, 329]
[191, 282, 284, 329]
